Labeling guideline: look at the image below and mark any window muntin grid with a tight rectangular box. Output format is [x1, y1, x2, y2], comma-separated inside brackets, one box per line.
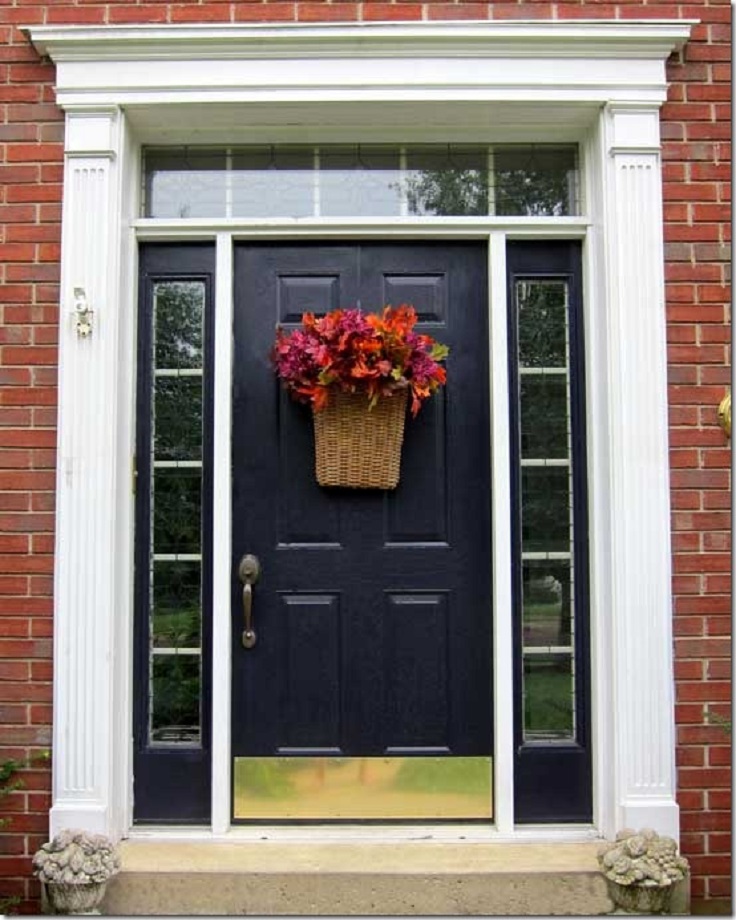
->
[142, 145, 579, 219]
[514, 279, 577, 743]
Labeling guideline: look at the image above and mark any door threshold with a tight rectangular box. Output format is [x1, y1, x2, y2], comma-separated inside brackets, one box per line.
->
[126, 823, 601, 844]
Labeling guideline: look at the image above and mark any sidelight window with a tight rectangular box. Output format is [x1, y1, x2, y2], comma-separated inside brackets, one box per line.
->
[146, 281, 207, 745]
[133, 245, 215, 822]
[507, 241, 591, 822]
[515, 279, 578, 742]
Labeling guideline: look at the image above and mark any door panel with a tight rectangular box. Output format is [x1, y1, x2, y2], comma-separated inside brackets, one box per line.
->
[384, 592, 450, 751]
[231, 242, 492, 820]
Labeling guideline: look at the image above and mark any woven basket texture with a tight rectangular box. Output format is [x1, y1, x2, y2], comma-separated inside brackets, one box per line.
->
[313, 389, 408, 489]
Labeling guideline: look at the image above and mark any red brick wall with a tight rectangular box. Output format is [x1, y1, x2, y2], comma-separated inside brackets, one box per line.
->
[0, 0, 731, 913]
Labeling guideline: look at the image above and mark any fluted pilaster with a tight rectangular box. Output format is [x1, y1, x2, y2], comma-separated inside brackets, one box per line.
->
[51, 108, 125, 837]
[604, 103, 679, 838]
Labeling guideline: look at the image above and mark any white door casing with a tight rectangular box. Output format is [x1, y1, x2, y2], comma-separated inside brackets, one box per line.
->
[25, 20, 692, 841]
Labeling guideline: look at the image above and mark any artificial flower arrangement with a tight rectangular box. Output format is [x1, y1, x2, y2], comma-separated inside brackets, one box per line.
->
[272, 304, 448, 417]
[272, 305, 449, 489]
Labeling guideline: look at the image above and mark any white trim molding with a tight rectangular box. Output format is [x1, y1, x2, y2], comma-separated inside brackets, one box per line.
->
[28, 19, 693, 843]
[25, 20, 693, 143]
[27, 19, 693, 60]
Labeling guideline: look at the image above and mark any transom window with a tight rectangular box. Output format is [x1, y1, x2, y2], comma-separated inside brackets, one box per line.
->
[142, 144, 580, 220]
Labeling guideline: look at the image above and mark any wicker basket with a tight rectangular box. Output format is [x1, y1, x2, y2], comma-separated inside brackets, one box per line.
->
[313, 389, 408, 489]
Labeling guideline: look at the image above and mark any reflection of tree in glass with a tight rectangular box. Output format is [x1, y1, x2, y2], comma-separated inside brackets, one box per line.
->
[495, 146, 575, 216]
[154, 378, 203, 461]
[151, 655, 200, 736]
[153, 472, 202, 555]
[496, 167, 570, 216]
[154, 607, 200, 650]
[521, 467, 570, 553]
[520, 377, 568, 459]
[517, 282, 567, 368]
[153, 562, 201, 649]
[401, 147, 574, 217]
[404, 168, 489, 216]
[154, 282, 204, 369]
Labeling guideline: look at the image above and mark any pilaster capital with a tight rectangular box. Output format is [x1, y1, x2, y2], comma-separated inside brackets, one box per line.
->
[65, 107, 121, 158]
[606, 102, 662, 156]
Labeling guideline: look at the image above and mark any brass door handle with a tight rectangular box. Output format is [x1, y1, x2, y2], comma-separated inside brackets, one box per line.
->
[238, 554, 261, 649]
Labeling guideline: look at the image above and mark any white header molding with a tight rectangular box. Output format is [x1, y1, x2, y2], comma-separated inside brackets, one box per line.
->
[27, 20, 693, 110]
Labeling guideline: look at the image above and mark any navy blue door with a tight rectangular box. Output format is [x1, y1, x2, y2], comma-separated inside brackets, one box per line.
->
[231, 242, 492, 819]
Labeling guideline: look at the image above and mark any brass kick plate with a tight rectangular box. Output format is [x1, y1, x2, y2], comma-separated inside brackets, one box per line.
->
[233, 756, 492, 820]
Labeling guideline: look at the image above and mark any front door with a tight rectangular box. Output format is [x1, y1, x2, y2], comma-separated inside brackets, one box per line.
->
[231, 242, 492, 821]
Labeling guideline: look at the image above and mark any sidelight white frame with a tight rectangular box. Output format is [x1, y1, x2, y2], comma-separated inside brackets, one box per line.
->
[26, 19, 693, 843]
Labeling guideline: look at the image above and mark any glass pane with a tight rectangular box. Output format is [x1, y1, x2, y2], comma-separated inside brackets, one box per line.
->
[521, 467, 570, 553]
[143, 144, 580, 219]
[152, 561, 201, 649]
[495, 145, 578, 216]
[405, 146, 488, 216]
[522, 560, 572, 648]
[145, 148, 226, 219]
[516, 280, 568, 368]
[231, 146, 314, 218]
[153, 469, 202, 556]
[154, 281, 204, 370]
[523, 655, 575, 741]
[320, 146, 401, 217]
[154, 377, 203, 461]
[520, 375, 569, 459]
[150, 653, 201, 744]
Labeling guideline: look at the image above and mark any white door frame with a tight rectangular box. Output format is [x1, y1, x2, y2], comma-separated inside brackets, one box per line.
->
[26, 19, 692, 842]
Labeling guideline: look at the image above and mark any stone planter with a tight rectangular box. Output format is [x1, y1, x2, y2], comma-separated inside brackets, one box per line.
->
[34, 830, 120, 915]
[606, 879, 673, 914]
[598, 828, 689, 916]
[44, 881, 108, 915]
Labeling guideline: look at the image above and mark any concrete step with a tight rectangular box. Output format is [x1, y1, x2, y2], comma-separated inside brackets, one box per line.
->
[101, 839, 619, 915]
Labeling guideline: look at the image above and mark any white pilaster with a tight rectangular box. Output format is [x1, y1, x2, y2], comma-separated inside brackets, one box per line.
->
[51, 107, 126, 839]
[603, 103, 679, 839]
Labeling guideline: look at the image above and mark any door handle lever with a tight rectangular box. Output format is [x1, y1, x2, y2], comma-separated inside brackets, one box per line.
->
[238, 554, 261, 649]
